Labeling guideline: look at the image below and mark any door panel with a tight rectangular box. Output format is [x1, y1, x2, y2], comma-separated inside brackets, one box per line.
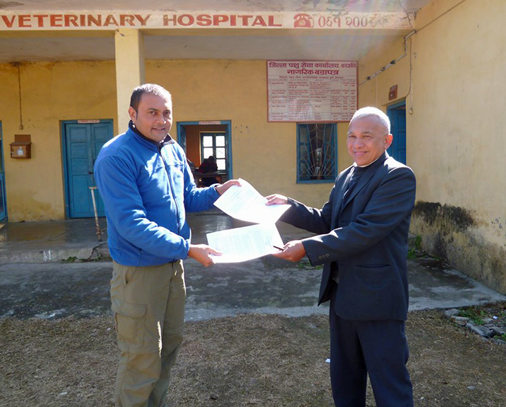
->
[0, 175, 5, 221]
[91, 124, 112, 215]
[0, 122, 6, 221]
[64, 121, 112, 218]
[387, 106, 407, 164]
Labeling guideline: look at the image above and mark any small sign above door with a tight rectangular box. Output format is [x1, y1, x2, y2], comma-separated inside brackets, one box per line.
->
[389, 85, 398, 101]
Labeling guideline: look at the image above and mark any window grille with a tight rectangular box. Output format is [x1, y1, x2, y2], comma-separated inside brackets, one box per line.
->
[297, 123, 337, 183]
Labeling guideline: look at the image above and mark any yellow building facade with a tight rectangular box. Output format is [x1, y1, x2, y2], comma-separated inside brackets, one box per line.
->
[1, 0, 505, 293]
[359, 0, 506, 294]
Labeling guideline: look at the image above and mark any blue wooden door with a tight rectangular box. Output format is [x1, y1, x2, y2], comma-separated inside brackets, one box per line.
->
[0, 122, 6, 221]
[64, 121, 112, 218]
[387, 106, 407, 164]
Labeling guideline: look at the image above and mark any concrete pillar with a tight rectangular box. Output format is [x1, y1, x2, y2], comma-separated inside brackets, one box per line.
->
[115, 29, 145, 133]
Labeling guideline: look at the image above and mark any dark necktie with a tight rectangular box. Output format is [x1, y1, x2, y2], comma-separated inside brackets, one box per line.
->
[342, 166, 367, 208]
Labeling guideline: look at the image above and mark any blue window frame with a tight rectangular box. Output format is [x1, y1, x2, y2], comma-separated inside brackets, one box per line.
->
[297, 123, 337, 183]
[200, 132, 227, 171]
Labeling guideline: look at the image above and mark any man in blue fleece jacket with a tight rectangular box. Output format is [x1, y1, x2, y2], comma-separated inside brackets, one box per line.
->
[94, 84, 239, 407]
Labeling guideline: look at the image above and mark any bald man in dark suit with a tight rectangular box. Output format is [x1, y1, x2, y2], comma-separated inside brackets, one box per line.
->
[267, 107, 416, 407]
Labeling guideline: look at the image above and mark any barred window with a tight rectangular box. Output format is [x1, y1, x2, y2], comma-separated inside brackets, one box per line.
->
[297, 123, 337, 183]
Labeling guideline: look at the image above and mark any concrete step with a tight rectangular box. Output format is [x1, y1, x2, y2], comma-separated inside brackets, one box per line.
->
[0, 242, 111, 264]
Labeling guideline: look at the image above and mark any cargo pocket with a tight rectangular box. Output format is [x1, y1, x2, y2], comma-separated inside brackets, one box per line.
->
[111, 298, 147, 345]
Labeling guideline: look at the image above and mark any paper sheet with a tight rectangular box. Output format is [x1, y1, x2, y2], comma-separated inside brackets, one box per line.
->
[207, 223, 284, 263]
[213, 178, 290, 224]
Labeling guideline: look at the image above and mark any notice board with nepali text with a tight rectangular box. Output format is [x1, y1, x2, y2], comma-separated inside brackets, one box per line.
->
[267, 60, 358, 122]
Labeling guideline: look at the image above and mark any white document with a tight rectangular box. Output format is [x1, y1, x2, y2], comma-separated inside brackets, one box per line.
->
[213, 178, 290, 224]
[207, 223, 284, 263]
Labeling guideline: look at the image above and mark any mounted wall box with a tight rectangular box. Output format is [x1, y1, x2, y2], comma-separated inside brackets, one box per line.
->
[10, 134, 32, 159]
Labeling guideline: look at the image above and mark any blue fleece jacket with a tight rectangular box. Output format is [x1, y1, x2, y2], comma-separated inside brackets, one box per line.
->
[94, 123, 219, 266]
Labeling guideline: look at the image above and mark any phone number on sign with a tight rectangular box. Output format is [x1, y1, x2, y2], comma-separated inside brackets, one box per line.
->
[317, 16, 376, 28]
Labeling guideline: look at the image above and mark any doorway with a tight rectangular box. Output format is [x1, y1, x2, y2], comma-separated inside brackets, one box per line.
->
[62, 120, 113, 218]
[0, 122, 6, 221]
[387, 102, 407, 164]
[177, 121, 233, 182]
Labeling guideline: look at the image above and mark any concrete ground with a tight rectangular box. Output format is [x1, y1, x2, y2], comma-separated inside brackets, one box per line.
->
[0, 213, 505, 320]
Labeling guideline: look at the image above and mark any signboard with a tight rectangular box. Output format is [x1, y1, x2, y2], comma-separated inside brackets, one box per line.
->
[267, 60, 358, 123]
[0, 11, 411, 31]
[77, 119, 100, 124]
[389, 84, 398, 100]
[199, 121, 222, 125]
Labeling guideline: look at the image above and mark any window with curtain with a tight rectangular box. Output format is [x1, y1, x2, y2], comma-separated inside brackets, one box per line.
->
[297, 123, 337, 183]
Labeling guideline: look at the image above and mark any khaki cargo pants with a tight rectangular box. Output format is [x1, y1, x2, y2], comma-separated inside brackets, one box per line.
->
[111, 260, 186, 407]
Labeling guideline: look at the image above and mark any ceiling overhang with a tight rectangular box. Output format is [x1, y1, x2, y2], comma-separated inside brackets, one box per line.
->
[0, 0, 431, 62]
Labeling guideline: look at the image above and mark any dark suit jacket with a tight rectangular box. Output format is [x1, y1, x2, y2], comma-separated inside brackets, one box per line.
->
[281, 152, 416, 321]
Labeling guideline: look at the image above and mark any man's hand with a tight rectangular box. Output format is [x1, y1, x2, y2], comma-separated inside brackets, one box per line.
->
[215, 179, 242, 196]
[188, 244, 221, 267]
[265, 194, 288, 206]
[272, 240, 306, 262]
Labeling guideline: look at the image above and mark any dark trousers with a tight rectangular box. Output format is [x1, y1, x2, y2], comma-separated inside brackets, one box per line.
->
[329, 294, 413, 407]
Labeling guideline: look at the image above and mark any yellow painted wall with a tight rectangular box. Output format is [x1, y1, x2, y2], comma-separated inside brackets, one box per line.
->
[358, 0, 506, 293]
[0, 61, 117, 221]
[1, 58, 352, 222]
[358, 35, 411, 111]
[148, 59, 351, 205]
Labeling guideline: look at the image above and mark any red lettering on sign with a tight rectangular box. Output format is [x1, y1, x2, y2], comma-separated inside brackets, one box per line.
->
[1, 15, 15, 28]
[88, 15, 102, 27]
[33, 15, 48, 27]
[104, 15, 119, 26]
[50, 14, 63, 27]
[252, 16, 267, 27]
[0, 12, 307, 30]
[238, 15, 253, 25]
[196, 15, 212, 26]
[64, 15, 78, 27]
[163, 14, 177, 26]
[18, 15, 31, 28]
[268, 16, 282, 27]
[135, 14, 150, 26]
[120, 15, 135, 26]
[178, 14, 194, 26]
[213, 15, 228, 26]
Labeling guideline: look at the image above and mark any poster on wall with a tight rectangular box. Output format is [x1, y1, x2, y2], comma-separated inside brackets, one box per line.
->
[267, 60, 357, 122]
